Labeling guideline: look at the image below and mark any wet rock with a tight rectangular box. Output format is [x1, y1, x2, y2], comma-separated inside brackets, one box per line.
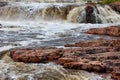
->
[111, 69, 120, 80]
[0, 2, 8, 7]
[86, 26, 120, 37]
[109, 2, 120, 13]
[10, 47, 110, 73]
[65, 39, 120, 48]
[10, 39, 120, 79]
[10, 48, 63, 63]
[85, 5, 96, 23]
[10, 49, 44, 63]
[64, 61, 107, 72]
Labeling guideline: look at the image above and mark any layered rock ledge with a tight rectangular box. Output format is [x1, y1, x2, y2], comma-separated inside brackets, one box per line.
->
[86, 26, 120, 37]
[8, 25, 120, 80]
[10, 38, 120, 80]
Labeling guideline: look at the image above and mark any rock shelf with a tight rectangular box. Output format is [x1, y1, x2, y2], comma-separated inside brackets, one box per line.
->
[10, 38, 120, 80]
[4, 24, 119, 80]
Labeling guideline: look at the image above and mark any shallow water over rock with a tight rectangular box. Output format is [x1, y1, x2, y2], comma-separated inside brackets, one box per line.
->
[0, 52, 112, 80]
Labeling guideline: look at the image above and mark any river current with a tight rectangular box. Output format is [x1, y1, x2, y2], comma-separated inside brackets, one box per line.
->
[0, 0, 119, 80]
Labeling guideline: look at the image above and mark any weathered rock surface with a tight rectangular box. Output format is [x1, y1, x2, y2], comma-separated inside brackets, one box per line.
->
[10, 39, 120, 80]
[10, 48, 63, 63]
[109, 2, 120, 13]
[86, 26, 120, 37]
[65, 38, 120, 48]
[111, 68, 120, 80]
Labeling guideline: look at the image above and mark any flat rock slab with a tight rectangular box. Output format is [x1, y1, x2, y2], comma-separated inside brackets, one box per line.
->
[86, 26, 120, 37]
[65, 38, 120, 48]
[9, 39, 120, 80]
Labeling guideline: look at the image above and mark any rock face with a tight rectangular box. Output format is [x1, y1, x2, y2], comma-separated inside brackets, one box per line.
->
[85, 5, 96, 23]
[10, 39, 120, 80]
[109, 2, 120, 13]
[86, 26, 120, 37]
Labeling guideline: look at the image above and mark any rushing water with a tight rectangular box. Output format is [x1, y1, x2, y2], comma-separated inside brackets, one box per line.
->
[67, 5, 120, 23]
[0, 0, 119, 80]
[1, 0, 85, 3]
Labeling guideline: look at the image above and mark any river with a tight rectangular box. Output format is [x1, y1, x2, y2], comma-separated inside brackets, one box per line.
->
[0, 0, 119, 80]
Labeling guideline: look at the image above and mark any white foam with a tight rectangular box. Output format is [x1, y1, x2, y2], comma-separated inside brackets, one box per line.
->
[0, 45, 14, 52]
[0, 28, 23, 31]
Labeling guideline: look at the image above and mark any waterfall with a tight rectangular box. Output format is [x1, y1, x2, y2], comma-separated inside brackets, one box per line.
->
[0, 2, 80, 20]
[67, 6, 86, 23]
[0, 1, 120, 22]
[0, 1, 117, 80]
[67, 4, 120, 23]
[95, 5, 120, 23]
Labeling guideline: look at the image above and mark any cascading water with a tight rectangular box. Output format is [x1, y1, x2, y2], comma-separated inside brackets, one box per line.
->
[67, 4, 120, 23]
[95, 5, 120, 23]
[0, 53, 109, 80]
[0, 0, 119, 80]
[0, 2, 81, 20]
[1, 1, 119, 23]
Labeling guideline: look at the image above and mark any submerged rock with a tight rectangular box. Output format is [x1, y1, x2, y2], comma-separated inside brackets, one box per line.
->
[86, 26, 120, 37]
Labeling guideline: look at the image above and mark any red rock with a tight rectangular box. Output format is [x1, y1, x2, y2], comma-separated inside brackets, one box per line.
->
[58, 57, 75, 64]
[64, 61, 107, 72]
[111, 68, 120, 80]
[109, 2, 120, 13]
[65, 39, 120, 48]
[10, 48, 63, 63]
[10, 49, 43, 63]
[86, 26, 120, 37]
[9, 39, 120, 79]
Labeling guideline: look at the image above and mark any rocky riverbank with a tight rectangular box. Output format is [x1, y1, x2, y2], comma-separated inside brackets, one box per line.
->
[9, 37, 120, 80]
